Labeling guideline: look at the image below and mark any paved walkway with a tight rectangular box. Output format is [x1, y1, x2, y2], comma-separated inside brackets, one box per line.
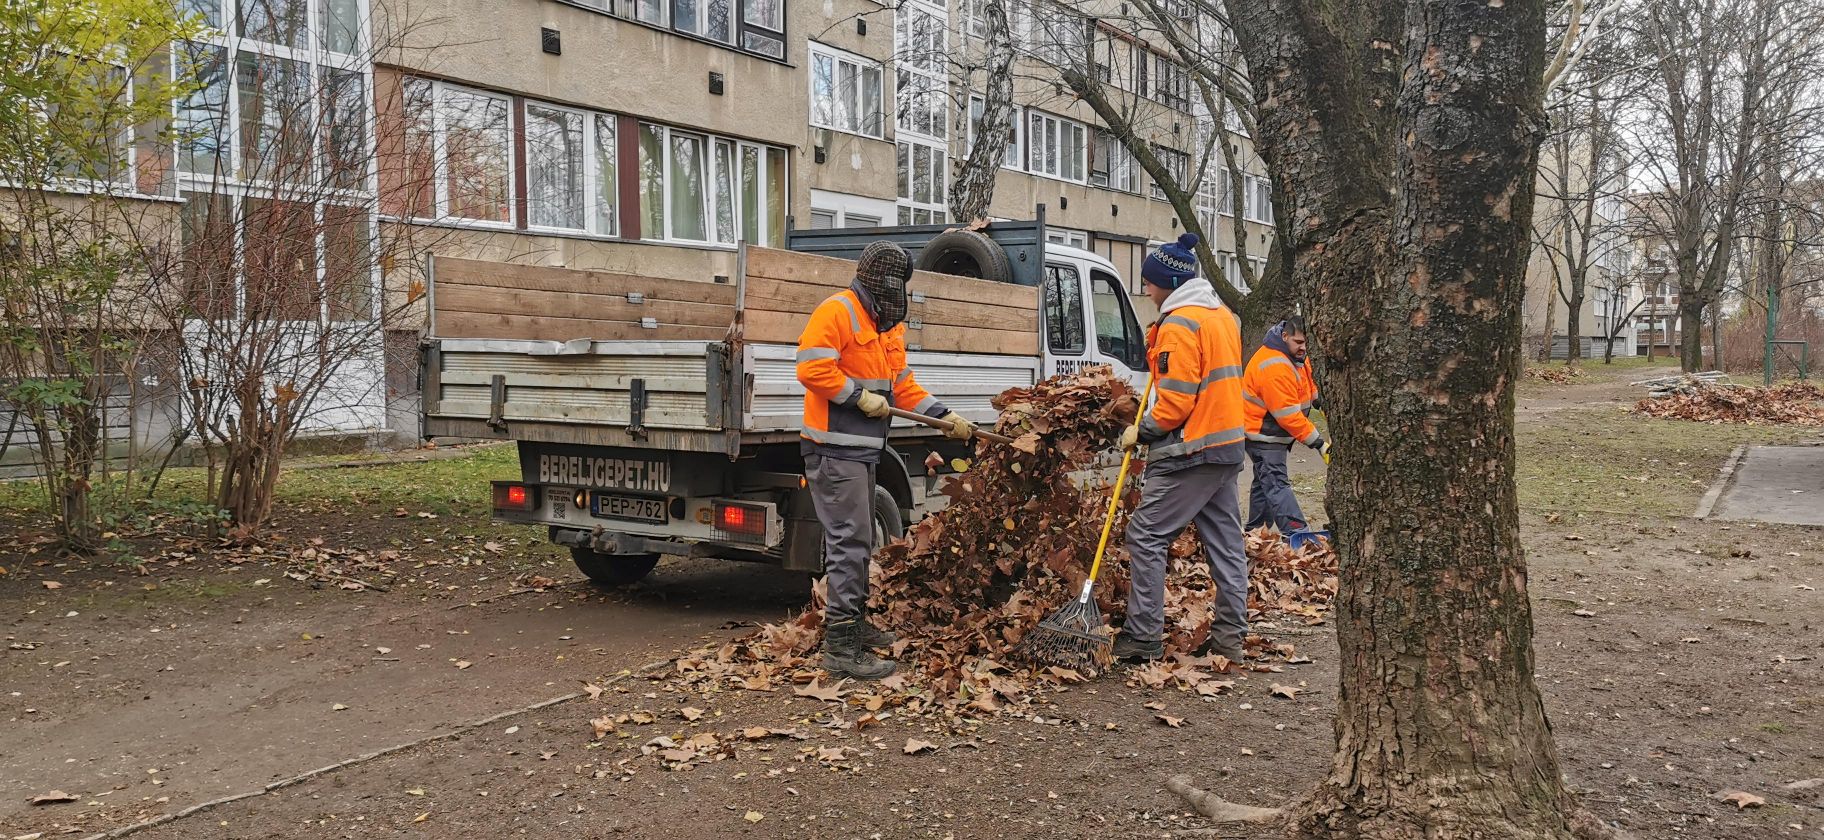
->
[1713, 444, 1824, 526]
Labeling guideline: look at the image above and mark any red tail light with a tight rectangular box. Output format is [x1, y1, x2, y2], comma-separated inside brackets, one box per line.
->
[493, 482, 536, 512]
[713, 501, 766, 540]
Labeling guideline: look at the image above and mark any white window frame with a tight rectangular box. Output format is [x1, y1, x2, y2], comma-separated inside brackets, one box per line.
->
[1149, 144, 1189, 201]
[895, 0, 948, 142]
[810, 189, 895, 229]
[1026, 110, 1087, 184]
[411, 79, 518, 230]
[896, 138, 948, 225]
[1046, 227, 1089, 249]
[1091, 128, 1137, 193]
[967, 94, 1023, 170]
[1245, 174, 1273, 224]
[523, 101, 619, 237]
[808, 42, 885, 139]
[640, 122, 784, 248]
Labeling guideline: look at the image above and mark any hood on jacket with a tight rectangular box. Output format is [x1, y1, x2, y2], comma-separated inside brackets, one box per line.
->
[1262, 320, 1308, 363]
[1158, 277, 1223, 315]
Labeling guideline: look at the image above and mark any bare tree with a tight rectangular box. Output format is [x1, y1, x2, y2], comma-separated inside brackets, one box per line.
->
[1152, 0, 1618, 833]
[948, 0, 1016, 221]
[1626, 0, 1824, 371]
[135, 4, 452, 537]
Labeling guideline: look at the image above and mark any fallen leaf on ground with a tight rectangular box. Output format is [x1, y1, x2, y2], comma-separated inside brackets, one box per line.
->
[1270, 683, 1301, 700]
[903, 738, 939, 754]
[680, 707, 705, 721]
[1713, 790, 1765, 809]
[413, 812, 429, 823]
[41, 581, 61, 590]
[744, 811, 764, 823]
[590, 716, 615, 738]
[1572, 609, 1596, 618]
[1782, 778, 1823, 792]
[1143, 701, 1167, 711]
[332, 703, 349, 711]
[406, 788, 425, 796]
[628, 711, 656, 724]
[793, 679, 848, 702]
[29, 791, 77, 805]
[454, 660, 473, 670]
[583, 683, 604, 700]
[1155, 714, 1185, 728]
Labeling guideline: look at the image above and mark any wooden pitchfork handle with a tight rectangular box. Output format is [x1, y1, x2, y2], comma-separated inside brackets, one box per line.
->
[886, 407, 1016, 445]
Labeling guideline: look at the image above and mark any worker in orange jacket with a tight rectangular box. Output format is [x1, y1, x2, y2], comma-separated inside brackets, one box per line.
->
[1241, 316, 1325, 534]
[796, 241, 974, 681]
[1113, 233, 1250, 663]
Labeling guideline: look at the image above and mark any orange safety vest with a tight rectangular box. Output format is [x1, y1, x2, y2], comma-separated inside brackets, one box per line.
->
[1242, 346, 1321, 447]
[1138, 303, 1246, 469]
[796, 287, 946, 461]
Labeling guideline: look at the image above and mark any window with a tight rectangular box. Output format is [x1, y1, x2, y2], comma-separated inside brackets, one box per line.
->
[238, 0, 309, 49]
[810, 44, 884, 138]
[237, 51, 311, 182]
[896, 139, 947, 225]
[1094, 31, 1117, 84]
[639, 122, 784, 246]
[321, 0, 362, 54]
[1091, 270, 1145, 368]
[321, 68, 366, 191]
[177, 44, 231, 177]
[593, 0, 780, 58]
[1091, 129, 1137, 192]
[959, 0, 988, 39]
[1023, 1, 1087, 68]
[1047, 227, 1089, 248]
[1150, 145, 1189, 200]
[1246, 175, 1273, 223]
[438, 84, 514, 224]
[967, 95, 1022, 169]
[1149, 53, 1190, 111]
[1216, 166, 1234, 215]
[1043, 263, 1085, 355]
[812, 190, 894, 229]
[525, 104, 585, 230]
[1027, 111, 1086, 182]
[896, 1, 948, 140]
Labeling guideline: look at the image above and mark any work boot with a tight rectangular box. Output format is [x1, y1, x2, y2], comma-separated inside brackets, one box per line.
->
[822, 619, 896, 680]
[1194, 636, 1245, 666]
[1111, 633, 1163, 662]
[858, 617, 897, 649]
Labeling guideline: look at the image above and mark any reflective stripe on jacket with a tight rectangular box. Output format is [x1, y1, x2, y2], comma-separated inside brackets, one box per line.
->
[1135, 280, 1246, 472]
[796, 286, 947, 463]
[1242, 347, 1322, 447]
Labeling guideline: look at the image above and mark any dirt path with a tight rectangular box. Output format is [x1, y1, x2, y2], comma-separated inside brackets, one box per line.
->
[5, 369, 1822, 839]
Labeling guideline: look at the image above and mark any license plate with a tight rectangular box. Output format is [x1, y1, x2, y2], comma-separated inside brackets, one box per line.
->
[590, 493, 668, 524]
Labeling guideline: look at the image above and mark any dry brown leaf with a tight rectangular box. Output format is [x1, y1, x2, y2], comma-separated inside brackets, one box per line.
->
[1270, 683, 1302, 700]
[582, 683, 605, 700]
[1155, 714, 1185, 728]
[590, 716, 615, 738]
[29, 790, 77, 805]
[1713, 790, 1766, 809]
[41, 581, 62, 590]
[454, 660, 473, 670]
[680, 707, 705, 721]
[628, 711, 656, 724]
[413, 812, 430, 823]
[1143, 701, 1167, 711]
[744, 811, 765, 823]
[903, 738, 940, 755]
[793, 679, 848, 702]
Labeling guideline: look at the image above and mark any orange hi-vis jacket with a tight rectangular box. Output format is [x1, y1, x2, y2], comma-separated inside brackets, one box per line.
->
[796, 287, 948, 463]
[1136, 280, 1246, 471]
[1242, 346, 1322, 447]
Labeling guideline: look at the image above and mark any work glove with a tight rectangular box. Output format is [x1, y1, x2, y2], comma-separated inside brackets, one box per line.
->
[1318, 440, 1331, 464]
[856, 389, 890, 419]
[940, 411, 975, 440]
[1118, 424, 1140, 451]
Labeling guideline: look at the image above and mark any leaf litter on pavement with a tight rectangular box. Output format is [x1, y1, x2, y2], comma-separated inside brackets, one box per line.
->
[583, 367, 1339, 768]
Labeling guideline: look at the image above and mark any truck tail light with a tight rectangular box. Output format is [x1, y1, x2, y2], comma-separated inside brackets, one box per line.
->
[493, 482, 536, 512]
[713, 501, 766, 542]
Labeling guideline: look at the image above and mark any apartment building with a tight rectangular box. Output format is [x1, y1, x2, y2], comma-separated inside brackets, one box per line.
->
[145, 0, 1276, 441]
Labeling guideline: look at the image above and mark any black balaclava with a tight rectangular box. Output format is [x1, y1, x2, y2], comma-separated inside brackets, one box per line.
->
[852, 240, 911, 331]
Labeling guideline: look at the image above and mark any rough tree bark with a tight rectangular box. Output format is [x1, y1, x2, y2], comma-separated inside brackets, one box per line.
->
[948, 0, 1015, 222]
[1221, 0, 1602, 836]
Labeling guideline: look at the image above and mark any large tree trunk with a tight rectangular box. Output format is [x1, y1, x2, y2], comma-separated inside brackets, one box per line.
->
[1227, 0, 1587, 836]
[1679, 295, 1706, 371]
[948, 0, 1014, 222]
[1565, 288, 1584, 362]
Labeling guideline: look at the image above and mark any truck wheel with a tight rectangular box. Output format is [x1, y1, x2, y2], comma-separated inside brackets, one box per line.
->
[915, 229, 1013, 283]
[872, 486, 905, 546]
[569, 548, 660, 587]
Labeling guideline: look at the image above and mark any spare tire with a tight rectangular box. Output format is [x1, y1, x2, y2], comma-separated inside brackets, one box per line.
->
[914, 229, 1013, 283]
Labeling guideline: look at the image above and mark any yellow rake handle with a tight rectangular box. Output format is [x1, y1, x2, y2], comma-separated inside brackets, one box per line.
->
[1082, 374, 1156, 596]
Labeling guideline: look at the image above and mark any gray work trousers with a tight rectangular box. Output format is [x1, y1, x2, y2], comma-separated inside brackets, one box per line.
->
[1245, 441, 1309, 532]
[805, 454, 876, 623]
[1121, 460, 1248, 651]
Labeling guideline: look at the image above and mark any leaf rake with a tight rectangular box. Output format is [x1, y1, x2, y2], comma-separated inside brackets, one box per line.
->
[1020, 374, 1155, 677]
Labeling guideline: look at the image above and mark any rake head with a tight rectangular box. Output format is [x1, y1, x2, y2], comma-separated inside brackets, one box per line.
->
[1020, 596, 1113, 677]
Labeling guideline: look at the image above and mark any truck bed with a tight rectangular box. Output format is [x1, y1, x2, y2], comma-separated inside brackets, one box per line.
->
[421, 244, 1041, 456]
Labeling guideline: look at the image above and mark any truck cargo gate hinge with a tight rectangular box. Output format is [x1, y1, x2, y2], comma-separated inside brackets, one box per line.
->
[628, 377, 648, 440]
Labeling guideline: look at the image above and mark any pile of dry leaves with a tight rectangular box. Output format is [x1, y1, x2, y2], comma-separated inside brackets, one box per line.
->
[651, 367, 1338, 725]
[1634, 381, 1824, 425]
[1524, 364, 1586, 384]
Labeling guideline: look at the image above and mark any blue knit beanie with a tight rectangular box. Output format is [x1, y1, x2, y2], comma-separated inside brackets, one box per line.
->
[1142, 233, 1200, 289]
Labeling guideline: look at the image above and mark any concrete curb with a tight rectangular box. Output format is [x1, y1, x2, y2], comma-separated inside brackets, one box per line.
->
[1692, 443, 1748, 520]
[77, 657, 674, 840]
